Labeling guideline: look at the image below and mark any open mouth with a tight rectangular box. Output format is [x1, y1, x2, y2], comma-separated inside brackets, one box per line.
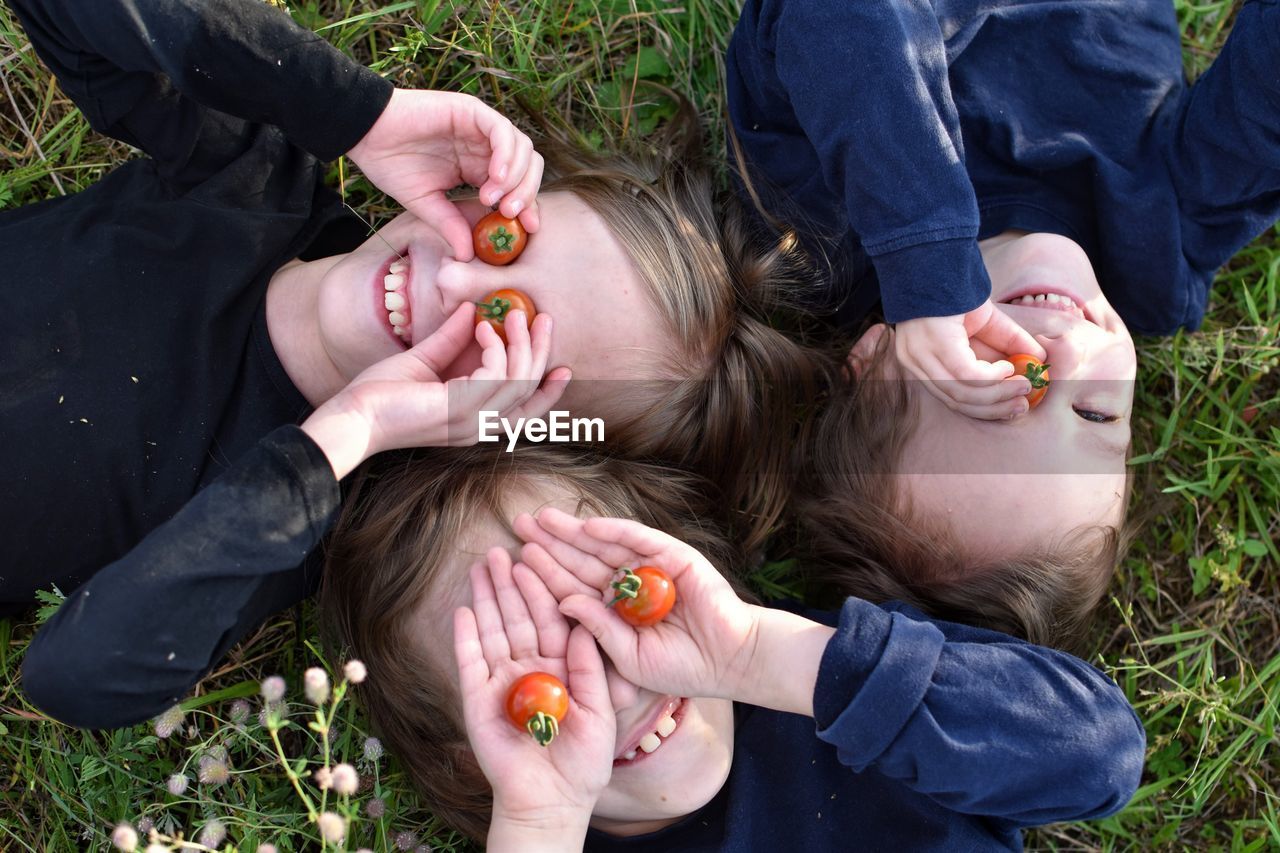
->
[613, 697, 686, 767]
[1000, 288, 1091, 324]
[381, 253, 412, 347]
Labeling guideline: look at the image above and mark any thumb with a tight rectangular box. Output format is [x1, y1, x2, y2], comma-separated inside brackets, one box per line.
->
[565, 625, 612, 717]
[971, 305, 1047, 361]
[408, 192, 476, 262]
[559, 594, 636, 669]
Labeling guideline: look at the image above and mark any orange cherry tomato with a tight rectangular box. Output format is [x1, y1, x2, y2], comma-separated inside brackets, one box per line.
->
[607, 566, 676, 627]
[1009, 353, 1051, 408]
[505, 671, 569, 747]
[472, 211, 527, 265]
[475, 288, 537, 344]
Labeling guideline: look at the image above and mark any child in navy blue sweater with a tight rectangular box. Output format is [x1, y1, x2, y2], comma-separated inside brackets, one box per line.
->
[321, 446, 1145, 850]
[727, 0, 1280, 648]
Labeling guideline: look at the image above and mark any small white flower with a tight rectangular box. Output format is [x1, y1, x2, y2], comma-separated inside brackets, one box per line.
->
[255, 845, 279, 853]
[152, 705, 184, 739]
[110, 823, 138, 852]
[313, 765, 333, 790]
[363, 736, 384, 763]
[197, 818, 226, 848]
[304, 667, 330, 705]
[166, 773, 189, 797]
[316, 811, 347, 844]
[260, 675, 286, 703]
[343, 659, 368, 684]
[330, 762, 359, 796]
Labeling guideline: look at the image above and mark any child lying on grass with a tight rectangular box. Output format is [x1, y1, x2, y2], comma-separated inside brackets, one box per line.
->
[320, 445, 1144, 849]
[726, 0, 1280, 648]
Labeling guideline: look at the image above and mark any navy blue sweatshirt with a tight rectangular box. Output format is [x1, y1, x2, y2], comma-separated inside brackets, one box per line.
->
[587, 598, 1145, 850]
[726, 0, 1280, 334]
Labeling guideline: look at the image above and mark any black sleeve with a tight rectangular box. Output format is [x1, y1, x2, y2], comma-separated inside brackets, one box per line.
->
[20, 426, 342, 729]
[6, 0, 391, 167]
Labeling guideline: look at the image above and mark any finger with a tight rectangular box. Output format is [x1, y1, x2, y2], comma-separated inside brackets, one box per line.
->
[520, 539, 611, 599]
[931, 343, 1014, 385]
[453, 606, 490, 696]
[469, 562, 512, 667]
[565, 624, 614, 719]
[559, 594, 638, 676]
[972, 308, 1047, 361]
[501, 310, 532, 380]
[473, 315, 510, 379]
[409, 303, 477, 375]
[412, 192, 476, 263]
[494, 132, 533, 207]
[505, 368, 572, 424]
[576, 515, 690, 562]
[526, 313, 554, 380]
[489, 547, 539, 660]
[916, 368, 1031, 407]
[502, 148, 544, 231]
[918, 378, 1030, 420]
[536, 507, 640, 570]
[513, 563, 571, 659]
[478, 120, 519, 206]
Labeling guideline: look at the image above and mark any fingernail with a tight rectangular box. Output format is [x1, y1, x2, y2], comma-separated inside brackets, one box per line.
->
[510, 199, 523, 215]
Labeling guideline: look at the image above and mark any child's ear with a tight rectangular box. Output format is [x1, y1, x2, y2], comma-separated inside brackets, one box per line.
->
[847, 323, 889, 378]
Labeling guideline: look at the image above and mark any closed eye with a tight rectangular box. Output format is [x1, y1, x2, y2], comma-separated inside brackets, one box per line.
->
[1074, 407, 1119, 424]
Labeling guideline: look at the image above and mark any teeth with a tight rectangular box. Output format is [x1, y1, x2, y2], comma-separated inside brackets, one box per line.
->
[388, 311, 407, 326]
[1034, 293, 1046, 302]
[392, 325, 407, 336]
[638, 733, 661, 754]
[384, 292, 406, 311]
[384, 273, 405, 291]
[389, 260, 408, 274]
[623, 750, 637, 761]
[656, 713, 677, 737]
[1046, 293, 1060, 303]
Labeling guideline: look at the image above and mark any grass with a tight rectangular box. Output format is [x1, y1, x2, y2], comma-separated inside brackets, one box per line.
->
[1, 0, 1277, 849]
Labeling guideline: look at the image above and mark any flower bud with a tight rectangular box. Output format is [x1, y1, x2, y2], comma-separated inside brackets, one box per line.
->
[343, 659, 368, 684]
[363, 736, 384, 763]
[316, 812, 347, 844]
[197, 818, 226, 848]
[330, 763, 358, 796]
[152, 705, 184, 739]
[260, 675, 286, 703]
[304, 667, 330, 705]
[111, 823, 138, 852]
[166, 773, 190, 797]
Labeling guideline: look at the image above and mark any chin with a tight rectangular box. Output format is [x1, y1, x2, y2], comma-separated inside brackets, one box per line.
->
[590, 698, 735, 835]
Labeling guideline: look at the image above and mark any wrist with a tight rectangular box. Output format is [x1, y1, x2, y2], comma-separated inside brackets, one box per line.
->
[734, 606, 834, 717]
[488, 802, 593, 853]
[299, 392, 375, 480]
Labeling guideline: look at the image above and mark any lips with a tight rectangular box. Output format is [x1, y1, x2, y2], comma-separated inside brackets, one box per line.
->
[1000, 286, 1094, 325]
[613, 697, 685, 767]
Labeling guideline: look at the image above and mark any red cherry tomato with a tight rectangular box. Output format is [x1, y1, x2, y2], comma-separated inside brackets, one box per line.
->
[505, 671, 570, 747]
[607, 566, 676, 627]
[475, 288, 537, 344]
[1009, 353, 1051, 408]
[472, 211, 527, 265]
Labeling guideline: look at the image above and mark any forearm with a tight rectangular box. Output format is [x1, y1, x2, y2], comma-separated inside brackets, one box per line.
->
[487, 806, 590, 853]
[8, 0, 390, 160]
[733, 606, 835, 717]
[21, 426, 340, 728]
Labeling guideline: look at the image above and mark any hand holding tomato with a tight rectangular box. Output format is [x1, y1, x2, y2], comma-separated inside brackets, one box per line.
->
[301, 303, 568, 481]
[895, 300, 1047, 420]
[516, 508, 760, 703]
[454, 548, 615, 827]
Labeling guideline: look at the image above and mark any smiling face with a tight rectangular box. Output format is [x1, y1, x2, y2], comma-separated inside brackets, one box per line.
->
[864, 231, 1136, 562]
[273, 192, 675, 410]
[408, 487, 734, 838]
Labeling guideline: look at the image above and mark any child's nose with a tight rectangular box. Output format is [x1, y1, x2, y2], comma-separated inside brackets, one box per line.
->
[435, 257, 506, 308]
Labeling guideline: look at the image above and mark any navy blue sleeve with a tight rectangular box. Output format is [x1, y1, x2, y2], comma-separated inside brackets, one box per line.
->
[728, 0, 990, 322]
[1167, 0, 1280, 276]
[6, 0, 391, 165]
[812, 598, 1145, 826]
[21, 427, 342, 729]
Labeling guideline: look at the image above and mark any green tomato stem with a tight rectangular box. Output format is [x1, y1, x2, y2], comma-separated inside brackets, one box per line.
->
[607, 568, 642, 608]
[527, 711, 560, 747]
